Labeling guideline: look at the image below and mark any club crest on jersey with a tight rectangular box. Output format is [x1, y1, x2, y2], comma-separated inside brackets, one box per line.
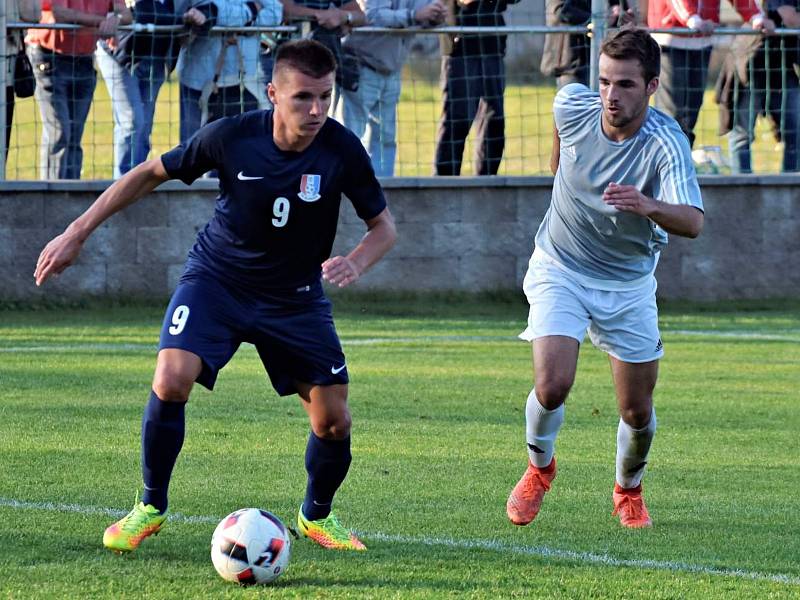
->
[298, 174, 321, 202]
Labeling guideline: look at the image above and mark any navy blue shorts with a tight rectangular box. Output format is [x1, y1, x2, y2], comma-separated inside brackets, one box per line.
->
[158, 274, 348, 396]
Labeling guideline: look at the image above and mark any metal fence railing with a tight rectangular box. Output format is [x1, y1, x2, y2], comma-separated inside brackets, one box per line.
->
[2, 14, 800, 180]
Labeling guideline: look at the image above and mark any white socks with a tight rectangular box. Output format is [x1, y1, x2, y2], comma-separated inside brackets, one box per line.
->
[525, 386, 656, 486]
[616, 407, 657, 489]
[525, 389, 564, 468]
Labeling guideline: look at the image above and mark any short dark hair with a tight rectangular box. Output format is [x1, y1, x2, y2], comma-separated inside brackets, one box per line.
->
[272, 39, 337, 80]
[600, 27, 661, 84]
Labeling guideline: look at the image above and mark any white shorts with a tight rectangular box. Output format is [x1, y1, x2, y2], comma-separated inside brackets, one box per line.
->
[519, 252, 664, 363]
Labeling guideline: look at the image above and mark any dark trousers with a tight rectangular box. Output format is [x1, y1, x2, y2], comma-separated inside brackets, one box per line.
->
[654, 45, 712, 148]
[434, 53, 506, 176]
[28, 46, 97, 179]
[180, 84, 259, 143]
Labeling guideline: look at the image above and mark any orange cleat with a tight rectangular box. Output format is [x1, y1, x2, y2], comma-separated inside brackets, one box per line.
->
[612, 483, 652, 528]
[506, 458, 557, 526]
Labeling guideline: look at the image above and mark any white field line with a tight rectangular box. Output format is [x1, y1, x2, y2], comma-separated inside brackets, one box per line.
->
[0, 330, 798, 353]
[1, 497, 798, 586]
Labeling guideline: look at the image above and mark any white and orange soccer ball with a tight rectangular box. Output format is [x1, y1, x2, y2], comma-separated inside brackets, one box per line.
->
[210, 508, 291, 585]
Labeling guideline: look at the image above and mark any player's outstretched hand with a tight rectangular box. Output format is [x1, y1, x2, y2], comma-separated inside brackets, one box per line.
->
[322, 256, 360, 288]
[602, 182, 654, 217]
[34, 231, 83, 287]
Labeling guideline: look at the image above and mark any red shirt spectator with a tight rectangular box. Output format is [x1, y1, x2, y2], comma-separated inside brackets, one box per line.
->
[27, 0, 128, 55]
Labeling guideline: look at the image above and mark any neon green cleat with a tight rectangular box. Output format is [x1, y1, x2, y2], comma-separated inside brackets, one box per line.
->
[103, 501, 167, 553]
[297, 508, 366, 551]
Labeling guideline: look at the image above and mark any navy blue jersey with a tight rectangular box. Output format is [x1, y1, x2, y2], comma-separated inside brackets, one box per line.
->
[161, 110, 386, 292]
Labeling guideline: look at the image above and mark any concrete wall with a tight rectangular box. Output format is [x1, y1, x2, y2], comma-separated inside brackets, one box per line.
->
[1, 176, 798, 302]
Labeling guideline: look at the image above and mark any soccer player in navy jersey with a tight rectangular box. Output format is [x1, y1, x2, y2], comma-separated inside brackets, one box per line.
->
[34, 39, 397, 553]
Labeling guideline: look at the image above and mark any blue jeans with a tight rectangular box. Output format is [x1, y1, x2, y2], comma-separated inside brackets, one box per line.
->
[343, 66, 401, 177]
[728, 84, 800, 173]
[96, 46, 168, 178]
[28, 46, 96, 179]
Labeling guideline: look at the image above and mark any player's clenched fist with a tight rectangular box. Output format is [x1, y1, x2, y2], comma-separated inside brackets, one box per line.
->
[34, 231, 83, 287]
[602, 182, 655, 217]
[322, 255, 360, 288]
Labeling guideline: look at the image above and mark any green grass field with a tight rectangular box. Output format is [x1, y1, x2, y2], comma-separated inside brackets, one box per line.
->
[5, 73, 786, 179]
[1, 297, 799, 598]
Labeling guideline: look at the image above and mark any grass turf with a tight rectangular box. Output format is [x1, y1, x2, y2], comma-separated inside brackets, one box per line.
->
[1, 298, 798, 598]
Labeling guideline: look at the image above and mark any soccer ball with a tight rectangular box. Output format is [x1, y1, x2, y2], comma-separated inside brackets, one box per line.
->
[211, 508, 291, 585]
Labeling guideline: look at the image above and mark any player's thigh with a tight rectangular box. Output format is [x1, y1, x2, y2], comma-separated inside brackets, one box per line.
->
[295, 382, 350, 439]
[587, 278, 663, 364]
[158, 276, 243, 391]
[253, 294, 347, 398]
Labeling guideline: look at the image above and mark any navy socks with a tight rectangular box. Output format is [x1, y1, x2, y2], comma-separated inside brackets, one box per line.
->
[302, 432, 352, 521]
[141, 391, 186, 513]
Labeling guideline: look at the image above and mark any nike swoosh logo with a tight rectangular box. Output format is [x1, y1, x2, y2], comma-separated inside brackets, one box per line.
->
[237, 171, 264, 180]
[331, 364, 346, 375]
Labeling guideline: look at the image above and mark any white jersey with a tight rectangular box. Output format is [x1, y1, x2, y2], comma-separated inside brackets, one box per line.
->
[534, 83, 703, 288]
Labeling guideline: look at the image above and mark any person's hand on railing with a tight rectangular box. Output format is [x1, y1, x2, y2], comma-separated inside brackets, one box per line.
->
[777, 6, 800, 28]
[415, 1, 446, 26]
[183, 7, 207, 27]
[314, 7, 347, 29]
[686, 15, 716, 34]
[751, 15, 776, 35]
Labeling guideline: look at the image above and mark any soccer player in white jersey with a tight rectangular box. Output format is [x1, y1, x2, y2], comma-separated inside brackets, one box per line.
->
[506, 27, 704, 529]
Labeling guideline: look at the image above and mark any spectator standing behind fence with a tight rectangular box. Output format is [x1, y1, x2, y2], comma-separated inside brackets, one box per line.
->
[26, 0, 131, 179]
[541, 0, 636, 88]
[434, 0, 520, 176]
[718, 0, 800, 172]
[647, 0, 773, 148]
[5, 0, 42, 161]
[341, 0, 445, 176]
[280, 0, 366, 108]
[96, 0, 202, 177]
[177, 0, 283, 142]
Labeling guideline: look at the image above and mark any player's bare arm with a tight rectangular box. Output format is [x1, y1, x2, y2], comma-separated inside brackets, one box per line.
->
[602, 182, 704, 238]
[550, 125, 560, 175]
[322, 207, 397, 288]
[34, 159, 171, 286]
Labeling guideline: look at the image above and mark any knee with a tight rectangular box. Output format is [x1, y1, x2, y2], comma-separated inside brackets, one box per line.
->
[152, 368, 195, 402]
[311, 411, 352, 441]
[619, 403, 653, 429]
[535, 377, 573, 409]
